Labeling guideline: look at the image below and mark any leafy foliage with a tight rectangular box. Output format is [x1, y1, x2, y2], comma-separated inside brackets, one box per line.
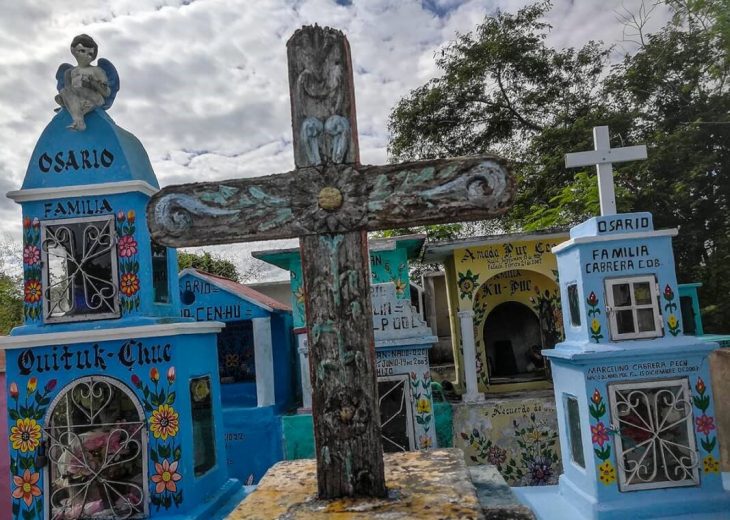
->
[388, 0, 730, 331]
[177, 251, 239, 282]
[0, 272, 23, 334]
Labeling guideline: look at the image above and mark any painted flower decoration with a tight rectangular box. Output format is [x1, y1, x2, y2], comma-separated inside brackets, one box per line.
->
[696, 414, 716, 435]
[663, 284, 674, 301]
[598, 460, 616, 484]
[294, 285, 305, 304]
[150, 367, 160, 382]
[668, 315, 678, 329]
[12, 469, 41, 507]
[32, 217, 40, 228]
[27, 377, 38, 394]
[10, 417, 42, 452]
[486, 445, 507, 466]
[131, 374, 142, 388]
[150, 404, 179, 440]
[592, 389, 602, 405]
[527, 457, 553, 485]
[23, 245, 40, 265]
[419, 435, 433, 449]
[24, 280, 42, 303]
[117, 210, 125, 221]
[23, 217, 31, 229]
[393, 278, 407, 296]
[9, 382, 18, 399]
[120, 272, 140, 296]
[457, 270, 480, 300]
[151, 459, 182, 493]
[416, 398, 431, 414]
[695, 378, 706, 394]
[587, 291, 598, 307]
[167, 366, 176, 384]
[44, 379, 57, 393]
[117, 235, 138, 257]
[591, 422, 610, 447]
[127, 209, 136, 223]
[591, 319, 601, 334]
[703, 455, 720, 474]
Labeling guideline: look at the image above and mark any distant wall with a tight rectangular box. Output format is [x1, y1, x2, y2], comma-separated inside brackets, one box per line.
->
[247, 280, 293, 308]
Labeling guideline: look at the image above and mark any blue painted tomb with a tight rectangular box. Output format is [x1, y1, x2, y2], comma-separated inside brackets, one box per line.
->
[2, 107, 241, 520]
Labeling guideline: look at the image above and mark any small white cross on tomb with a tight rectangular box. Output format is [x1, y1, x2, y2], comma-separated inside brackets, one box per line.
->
[565, 126, 647, 216]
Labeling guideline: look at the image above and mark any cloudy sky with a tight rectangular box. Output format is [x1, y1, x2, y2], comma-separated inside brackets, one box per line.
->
[0, 0, 671, 281]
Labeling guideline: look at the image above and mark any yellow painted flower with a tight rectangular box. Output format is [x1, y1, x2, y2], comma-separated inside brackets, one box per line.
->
[294, 285, 305, 304]
[149, 404, 179, 440]
[416, 398, 431, 414]
[393, 278, 407, 296]
[598, 460, 616, 485]
[703, 455, 720, 474]
[419, 435, 433, 449]
[10, 418, 41, 452]
[591, 319, 601, 334]
[525, 430, 542, 443]
[668, 315, 678, 329]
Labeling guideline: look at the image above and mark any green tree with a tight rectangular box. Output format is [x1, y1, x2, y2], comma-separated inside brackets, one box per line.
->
[177, 251, 240, 281]
[388, 0, 729, 330]
[0, 273, 23, 335]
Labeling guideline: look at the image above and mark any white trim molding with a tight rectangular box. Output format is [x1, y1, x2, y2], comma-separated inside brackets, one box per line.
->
[6, 180, 159, 203]
[0, 321, 225, 350]
[551, 229, 678, 254]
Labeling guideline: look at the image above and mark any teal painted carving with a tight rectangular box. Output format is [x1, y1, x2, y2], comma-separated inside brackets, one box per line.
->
[153, 193, 240, 236]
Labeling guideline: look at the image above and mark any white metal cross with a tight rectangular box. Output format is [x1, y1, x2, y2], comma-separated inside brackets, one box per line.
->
[565, 126, 647, 216]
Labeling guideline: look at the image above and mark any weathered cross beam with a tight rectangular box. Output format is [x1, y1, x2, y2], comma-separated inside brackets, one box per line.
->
[147, 25, 515, 499]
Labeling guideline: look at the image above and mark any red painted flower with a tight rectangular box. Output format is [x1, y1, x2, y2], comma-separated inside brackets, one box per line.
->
[587, 292, 598, 306]
[591, 422, 610, 447]
[695, 377, 706, 394]
[120, 273, 140, 296]
[151, 459, 182, 493]
[12, 469, 41, 507]
[23, 245, 40, 266]
[44, 379, 57, 393]
[131, 374, 142, 388]
[150, 367, 160, 383]
[664, 285, 674, 300]
[696, 414, 716, 435]
[26, 377, 37, 394]
[592, 389, 602, 405]
[117, 235, 138, 258]
[24, 280, 42, 303]
[23, 217, 31, 229]
[9, 382, 18, 400]
[167, 366, 176, 384]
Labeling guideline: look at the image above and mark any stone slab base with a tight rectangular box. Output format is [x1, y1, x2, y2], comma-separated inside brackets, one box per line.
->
[226, 448, 484, 519]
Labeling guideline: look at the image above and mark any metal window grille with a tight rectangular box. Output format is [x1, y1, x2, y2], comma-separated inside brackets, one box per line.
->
[44, 376, 148, 519]
[608, 378, 699, 491]
[41, 216, 120, 323]
[378, 375, 415, 452]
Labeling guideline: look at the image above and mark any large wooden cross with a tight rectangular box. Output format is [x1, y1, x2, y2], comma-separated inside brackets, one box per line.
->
[565, 126, 647, 216]
[147, 25, 515, 499]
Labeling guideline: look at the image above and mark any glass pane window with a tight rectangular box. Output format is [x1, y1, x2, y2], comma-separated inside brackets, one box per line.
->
[152, 242, 170, 303]
[608, 379, 699, 491]
[41, 216, 119, 322]
[605, 276, 661, 340]
[565, 395, 585, 468]
[567, 284, 581, 327]
[190, 376, 216, 476]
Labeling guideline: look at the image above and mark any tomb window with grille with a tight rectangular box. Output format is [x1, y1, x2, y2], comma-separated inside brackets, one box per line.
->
[605, 275, 662, 341]
[41, 216, 120, 323]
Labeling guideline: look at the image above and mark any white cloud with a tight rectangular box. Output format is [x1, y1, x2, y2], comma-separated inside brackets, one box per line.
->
[0, 0, 672, 281]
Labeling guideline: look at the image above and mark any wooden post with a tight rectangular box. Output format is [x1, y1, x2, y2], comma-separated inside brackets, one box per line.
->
[147, 25, 516, 499]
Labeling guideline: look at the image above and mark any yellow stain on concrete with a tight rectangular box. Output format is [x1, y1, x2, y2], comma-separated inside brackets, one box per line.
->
[227, 448, 484, 519]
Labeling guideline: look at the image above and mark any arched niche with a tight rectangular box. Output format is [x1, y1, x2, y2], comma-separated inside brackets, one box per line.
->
[43, 376, 148, 519]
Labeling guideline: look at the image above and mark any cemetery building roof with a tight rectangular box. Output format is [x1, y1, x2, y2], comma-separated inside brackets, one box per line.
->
[180, 268, 291, 313]
[422, 228, 569, 262]
[252, 233, 427, 270]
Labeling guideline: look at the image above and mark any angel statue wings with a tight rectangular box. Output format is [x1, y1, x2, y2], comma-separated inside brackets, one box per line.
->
[55, 34, 120, 131]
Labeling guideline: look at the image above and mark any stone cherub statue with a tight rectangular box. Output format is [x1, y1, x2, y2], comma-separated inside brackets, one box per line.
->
[55, 34, 119, 131]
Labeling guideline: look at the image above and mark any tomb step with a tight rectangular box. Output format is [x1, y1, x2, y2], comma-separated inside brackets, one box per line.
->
[469, 466, 536, 519]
